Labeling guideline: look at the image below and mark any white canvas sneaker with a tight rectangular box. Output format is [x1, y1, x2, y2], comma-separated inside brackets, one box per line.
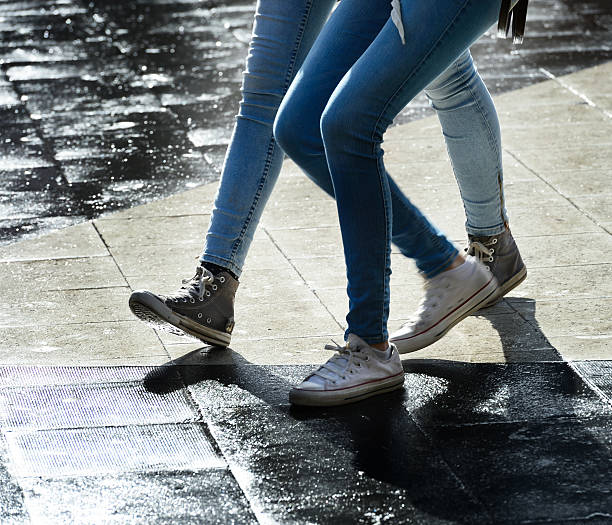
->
[390, 256, 498, 354]
[289, 334, 405, 407]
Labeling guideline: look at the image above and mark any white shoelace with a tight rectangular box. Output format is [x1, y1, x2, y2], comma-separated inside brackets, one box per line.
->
[169, 266, 215, 302]
[309, 341, 369, 384]
[467, 240, 496, 268]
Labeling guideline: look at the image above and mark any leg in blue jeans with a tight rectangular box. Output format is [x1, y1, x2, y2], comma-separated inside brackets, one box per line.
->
[200, 0, 336, 277]
[276, 0, 503, 343]
[425, 51, 508, 236]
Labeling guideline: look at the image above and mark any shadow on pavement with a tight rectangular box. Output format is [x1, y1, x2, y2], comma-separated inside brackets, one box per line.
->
[143, 298, 612, 523]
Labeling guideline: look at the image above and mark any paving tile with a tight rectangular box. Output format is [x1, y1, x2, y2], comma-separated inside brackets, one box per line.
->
[507, 263, 611, 302]
[502, 121, 612, 150]
[203, 403, 486, 524]
[155, 298, 341, 344]
[395, 311, 558, 364]
[0, 221, 108, 262]
[128, 264, 316, 305]
[548, 335, 612, 361]
[291, 253, 426, 291]
[268, 173, 331, 204]
[0, 321, 167, 366]
[5, 423, 225, 477]
[570, 194, 612, 225]
[499, 101, 608, 129]
[556, 61, 612, 102]
[111, 234, 291, 277]
[0, 434, 28, 524]
[514, 145, 611, 173]
[267, 227, 343, 261]
[538, 168, 612, 197]
[0, 256, 126, 294]
[517, 233, 612, 268]
[0, 381, 196, 430]
[424, 417, 612, 524]
[403, 361, 608, 425]
[166, 336, 342, 365]
[509, 297, 612, 337]
[0, 366, 166, 388]
[20, 470, 256, 525]
[260, 198, 339, 230]
[95, 214, 212, 248]
[96, 183, 219, 220]
[572, 361, 612, 405]
[0, 287, 133, 328]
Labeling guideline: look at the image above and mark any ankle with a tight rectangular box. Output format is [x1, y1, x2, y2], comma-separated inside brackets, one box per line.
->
[442, 254, 465, 273]
[370, 341, 389, 352]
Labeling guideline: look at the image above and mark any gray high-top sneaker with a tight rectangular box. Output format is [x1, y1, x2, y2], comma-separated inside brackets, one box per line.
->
[129, 265, 239, 347]
[466, 227, 526, 308]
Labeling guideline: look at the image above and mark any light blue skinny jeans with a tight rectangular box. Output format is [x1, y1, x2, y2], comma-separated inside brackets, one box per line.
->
[273, 0, 507, 344]
[201, 0, 507, 342]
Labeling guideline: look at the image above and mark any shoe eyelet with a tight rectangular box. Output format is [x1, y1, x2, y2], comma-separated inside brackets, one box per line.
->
[197, 313, 202, 319]
[199, 297, 204, 302]
[206, 317, 212, 324]
[190, 298, 195, 303]
[489, 248, 495, 255]
[488, 257, 494, 262]
[206, 291, 211, 297]
[492, 238, 498, 244]
[212, 284, 217, 291]
[182, 298, 187, 303]
[219, 276, 225, 283]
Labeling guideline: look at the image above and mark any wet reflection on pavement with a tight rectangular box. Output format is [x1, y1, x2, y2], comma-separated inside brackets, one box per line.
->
[1, 0, 611, 245]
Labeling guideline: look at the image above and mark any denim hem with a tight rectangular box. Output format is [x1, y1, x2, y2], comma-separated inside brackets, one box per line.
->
[199, 254, 242, 279]
[422, 246, 459, 279]
[465, 222, 506, 236]
[347, 332, 389, 346]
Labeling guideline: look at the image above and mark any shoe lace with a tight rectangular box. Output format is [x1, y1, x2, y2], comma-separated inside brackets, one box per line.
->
[466, 239, 496, 269]
[168, 266, 215, 302]
[310, 341, 369, 383]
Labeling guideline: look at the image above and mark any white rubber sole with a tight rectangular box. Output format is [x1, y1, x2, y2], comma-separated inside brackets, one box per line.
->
[129, 292, 231, 347]
[289, 372, 405, 407]
[390, 274, 498, 354]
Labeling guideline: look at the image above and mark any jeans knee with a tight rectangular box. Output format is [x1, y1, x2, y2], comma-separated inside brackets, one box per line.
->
[273, 101, 303, 158]
[425, 51, 476, 110]
[320, 102, 350, 153]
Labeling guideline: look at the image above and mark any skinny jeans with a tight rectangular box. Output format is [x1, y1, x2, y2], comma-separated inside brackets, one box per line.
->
[274, 0, 506, 343]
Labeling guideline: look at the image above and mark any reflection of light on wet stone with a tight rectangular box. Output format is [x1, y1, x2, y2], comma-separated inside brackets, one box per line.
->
[6, 64, 89, 81]
[104, 121, 137, 131]
[0, 156, 54, 170]
[188, 128, 230, 147]
[133, 73, 174, 89]
[0, 89, 20, 107]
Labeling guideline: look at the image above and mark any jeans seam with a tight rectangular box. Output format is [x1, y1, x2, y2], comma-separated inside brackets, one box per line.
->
[228, 0, 315, 265]
[465, 63, 507, 231]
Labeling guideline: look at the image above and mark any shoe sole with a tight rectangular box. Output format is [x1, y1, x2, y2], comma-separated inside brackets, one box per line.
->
[390, 275, 498, 354]
[129, 293, 231, 348]
[289, 373, 405, 407]
[479, 266, 527, 309]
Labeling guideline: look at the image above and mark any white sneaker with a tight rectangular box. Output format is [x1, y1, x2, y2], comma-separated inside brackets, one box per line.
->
[390, 256, 498, 354]
[289, 334, 405, 407]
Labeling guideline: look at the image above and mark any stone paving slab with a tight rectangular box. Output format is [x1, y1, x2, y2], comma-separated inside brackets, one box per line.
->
[1, 62, 611, 523]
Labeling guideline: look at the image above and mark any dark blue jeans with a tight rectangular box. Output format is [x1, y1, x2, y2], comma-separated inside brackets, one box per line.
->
[274, 0, 503, 343]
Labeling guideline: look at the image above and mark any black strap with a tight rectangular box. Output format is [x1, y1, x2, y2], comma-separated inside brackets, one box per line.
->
[498, 0, 529, 44]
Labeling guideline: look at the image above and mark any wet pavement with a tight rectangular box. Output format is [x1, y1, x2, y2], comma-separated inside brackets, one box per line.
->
[1, 0, 612, 245]
[0, 56, 611, 522]
[1, 360, 611, 524]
